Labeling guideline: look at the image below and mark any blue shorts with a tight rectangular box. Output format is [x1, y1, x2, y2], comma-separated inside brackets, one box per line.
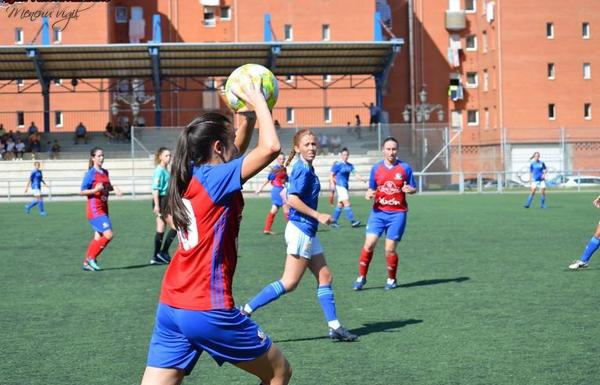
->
[271, 186, 284, 207]
[366, 210, 407, 241]
[89, 215, 112, 233]
[146, 304, 272, 374]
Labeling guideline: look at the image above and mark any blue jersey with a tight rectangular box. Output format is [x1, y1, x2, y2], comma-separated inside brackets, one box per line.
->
[30, 169, 43, 189]
[288, 158, 320, 237]
[530, 161, 547, 181]
[331, 161, 355, 189]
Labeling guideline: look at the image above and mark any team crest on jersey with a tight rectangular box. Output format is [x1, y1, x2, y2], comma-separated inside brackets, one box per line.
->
[257, 328, 267, 343]
[102, 222, 109, 229]
[394, 173, 403, 181]
[379, 181, 401, 195]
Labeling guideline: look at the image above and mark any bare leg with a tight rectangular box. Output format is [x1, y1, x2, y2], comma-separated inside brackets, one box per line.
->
[140, 367, 184, 385]
[234, 344, 292, 385]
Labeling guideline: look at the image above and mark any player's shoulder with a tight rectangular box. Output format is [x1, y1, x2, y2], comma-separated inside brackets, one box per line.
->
[397, 159, 413, 171]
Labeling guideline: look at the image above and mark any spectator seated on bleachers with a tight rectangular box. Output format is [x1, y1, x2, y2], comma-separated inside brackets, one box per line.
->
[14, 139, 25, 160]
[5, 137, 15, 160]
[330, 134, 342, 155]
[51, 140, 61, 159]
[27, 121, 39, 136]
[318, 133, 329, 155]
[74, 122, 88, 144]
[104, 122, 116, 142]
[0, 140, 6, 160]
[28, 132, 42, 154]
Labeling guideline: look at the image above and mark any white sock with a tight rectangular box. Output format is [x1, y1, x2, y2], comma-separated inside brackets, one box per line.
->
[356, 276, 364, 282]
[386, 278, 396, 285]
[328, 320, 341, 329]
[243, 304, 253, 314]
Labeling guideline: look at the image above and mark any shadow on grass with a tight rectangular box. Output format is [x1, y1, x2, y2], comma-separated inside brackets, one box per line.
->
[360, 276, 470, 291]
[274, 319, 422, 343]
[101, 263, 160, 271]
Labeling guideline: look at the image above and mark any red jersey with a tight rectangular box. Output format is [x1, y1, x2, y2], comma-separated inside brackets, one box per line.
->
[268, 165, 288, 187]
[81, 167, 111, 219]
[369, 159, 415, 212]
[160, 157, 245, 311]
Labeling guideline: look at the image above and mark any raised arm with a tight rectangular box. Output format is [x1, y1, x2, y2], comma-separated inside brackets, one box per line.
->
[234, 112, 257, 156]
[234, 78, 280, 183]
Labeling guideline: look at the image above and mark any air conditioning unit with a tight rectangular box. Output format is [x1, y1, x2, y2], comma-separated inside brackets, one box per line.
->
[445, 10, 466, 31]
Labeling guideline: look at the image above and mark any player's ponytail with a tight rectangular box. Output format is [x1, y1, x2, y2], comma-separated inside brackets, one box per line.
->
[530, 151, 540, 160]
[165, 112, 231, 231]
[284, 128, 316, 167]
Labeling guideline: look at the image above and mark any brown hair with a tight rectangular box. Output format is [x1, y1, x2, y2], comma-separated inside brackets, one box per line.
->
[88, 147, 103, 169]
[165, 112, 231, 231]
[284, 129, 316, 167]
[154, 147, 170, 165]
[530, 151, 540, 160]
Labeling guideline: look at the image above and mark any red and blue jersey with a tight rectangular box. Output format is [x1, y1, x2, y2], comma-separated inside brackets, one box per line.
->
[369, 159, 415, 212]
[268, 165, 288, 188]
[288, 158, 320, 237]
[331, 161, 355, 189]
[81, 167, 111, 219]
[160, 156, 245, 311]
[30, 169, 43, 190]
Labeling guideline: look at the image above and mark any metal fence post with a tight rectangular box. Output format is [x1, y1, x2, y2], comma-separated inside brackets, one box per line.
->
[131, 125, 136, 199]
[7, 180, 11, 202]
[48, 180, 52, 200]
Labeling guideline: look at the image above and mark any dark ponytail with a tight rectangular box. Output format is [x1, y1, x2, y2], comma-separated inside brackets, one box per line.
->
[165, 112, 231, 231]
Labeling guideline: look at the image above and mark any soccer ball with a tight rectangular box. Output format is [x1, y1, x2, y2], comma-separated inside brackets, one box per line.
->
[224, 64, 279, 111]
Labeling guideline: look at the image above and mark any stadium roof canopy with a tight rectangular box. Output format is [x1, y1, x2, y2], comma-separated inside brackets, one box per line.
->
[0, 40, 403, 80]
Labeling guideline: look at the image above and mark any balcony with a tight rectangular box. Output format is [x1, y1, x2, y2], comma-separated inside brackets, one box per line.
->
[445, 10, 466, 31]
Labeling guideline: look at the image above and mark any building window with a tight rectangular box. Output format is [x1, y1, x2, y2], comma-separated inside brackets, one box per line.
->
[203, 7, 216, 27]
[286, 107, 294, 123]
[465, 0, 476, 13]
[547, 63, 555, 79]
[483, 69, 489, 91]
[55, 111, 63, 127]
[323, 74, 332, 83]
[583, 63, 591, 79]
[583, 22, 590, 39]
[466, 72, 478, 88]
[584, 103, 592, 120]
[115, 6, 128, 23]
[322, 24, 330, 41]
[220, 6, 231, 20]
[16, 79, 24, 88]
[465, 34, 477, 51]
[548, 103, 556, 120]
[324, 107, 332, 123]
[482, 30, 488, 53]
[15, 28, 23, 44]
[546, 22, 554, 39]
[285, 75, 294, 83]
[484, 108, 490, 129]
[284, 24, 293, 41]
[53, 27, 62, 43]
[467, 110, 479, 125]
[17, 111, 24, 127]
[451, 109, 463, 129]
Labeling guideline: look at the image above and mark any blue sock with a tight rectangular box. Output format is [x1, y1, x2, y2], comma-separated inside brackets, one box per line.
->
[38, 200, 45, 213]
[332, 207, 342, 223]
[247, 280, 286, 313]
[581, 237, 600, 263]
[317, 284, 338, 323]
[344, 206, 356, 222]
[26, 200, 38, 210]
[525, 195, 534, 207]
[540, 196, 546, 207]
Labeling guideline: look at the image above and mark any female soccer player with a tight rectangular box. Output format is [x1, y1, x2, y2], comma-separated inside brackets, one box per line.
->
[255, 153, 289, 235]
[140, 79, 291, 385]
[569, 195, 600, 270]
[80, 147, 122, 271]
[524, 151, 548, 209]
[330, 147, 367, 228]
[241, 129, 358, 342]
[151, 147, 177, 265]
[352, 137, 416, 291]
[24, 161, 48, 216]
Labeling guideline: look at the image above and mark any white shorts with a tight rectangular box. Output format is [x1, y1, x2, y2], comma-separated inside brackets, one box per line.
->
[285, 221, 323, 259]
[31, 188, 41, 197]
[335, 185, 349, 202]
[531, 180, 546, 189]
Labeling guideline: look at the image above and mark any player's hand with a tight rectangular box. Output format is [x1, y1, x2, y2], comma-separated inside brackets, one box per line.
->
[402, 181, 416, 194]
[153, 204, 161, 216]
[231, 76, 268, 113]
[365, 190, 375, 200]
[94, 184, 105, 192]
[115, 187, 123, 197]
[254, 187, 261, 195]
[593, 196, 600, 208]
[24, 188, 28, 193]
[317, 212, 332, 225]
